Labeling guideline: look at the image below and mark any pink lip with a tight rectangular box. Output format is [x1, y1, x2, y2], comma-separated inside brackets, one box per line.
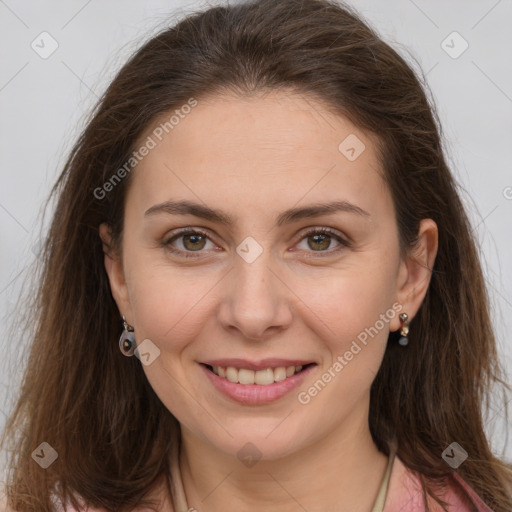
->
[201, 358, 314, 371]
[200, 363, 316, 405]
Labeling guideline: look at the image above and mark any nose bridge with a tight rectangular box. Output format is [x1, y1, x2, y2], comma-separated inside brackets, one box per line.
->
[237, 247, 274, 298]
[217, 236, 292, 339]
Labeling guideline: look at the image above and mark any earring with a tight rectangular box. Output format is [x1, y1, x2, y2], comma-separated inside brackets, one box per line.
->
[398, 313, 409, 346]
[119, 316, 136, 356]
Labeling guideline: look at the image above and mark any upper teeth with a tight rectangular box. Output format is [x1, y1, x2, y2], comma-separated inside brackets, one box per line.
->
[212, 365, 303, 385]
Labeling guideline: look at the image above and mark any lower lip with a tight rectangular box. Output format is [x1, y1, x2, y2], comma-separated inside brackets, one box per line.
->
[200, 364, 316, 405]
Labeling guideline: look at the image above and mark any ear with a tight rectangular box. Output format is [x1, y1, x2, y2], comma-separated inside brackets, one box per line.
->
[390, 218, 438, 331]
[99, 223, 132, 322]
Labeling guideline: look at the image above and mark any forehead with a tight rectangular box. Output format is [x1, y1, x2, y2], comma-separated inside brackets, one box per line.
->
[127, 91, 388, 219]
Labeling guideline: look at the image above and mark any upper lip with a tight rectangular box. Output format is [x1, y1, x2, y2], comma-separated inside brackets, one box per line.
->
[201, 358, 315, 371]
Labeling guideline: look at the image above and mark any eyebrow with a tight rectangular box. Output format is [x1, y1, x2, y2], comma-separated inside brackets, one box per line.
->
[144, 199, 370, 226]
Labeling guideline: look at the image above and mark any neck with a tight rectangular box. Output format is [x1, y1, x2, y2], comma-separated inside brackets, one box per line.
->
[178, 406, 388, 512]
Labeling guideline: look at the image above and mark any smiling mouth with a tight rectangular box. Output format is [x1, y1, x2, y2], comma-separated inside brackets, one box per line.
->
[203, 363, 315, 385]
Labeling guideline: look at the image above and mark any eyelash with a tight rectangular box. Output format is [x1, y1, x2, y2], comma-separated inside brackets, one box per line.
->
[162, 227, 350, 259]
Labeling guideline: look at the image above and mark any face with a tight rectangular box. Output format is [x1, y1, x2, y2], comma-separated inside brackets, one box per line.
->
[102, 90, 430, 461]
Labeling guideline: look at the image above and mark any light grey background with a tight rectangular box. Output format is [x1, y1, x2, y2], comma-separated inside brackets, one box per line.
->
[1, 0, 511, 471]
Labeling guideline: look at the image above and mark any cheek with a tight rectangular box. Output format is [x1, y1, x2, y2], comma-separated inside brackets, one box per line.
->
[123, 243, 214, 347]
[294, 259, 397, 342]
[129, 271, 212, 347]
[292, 268, 397, 411]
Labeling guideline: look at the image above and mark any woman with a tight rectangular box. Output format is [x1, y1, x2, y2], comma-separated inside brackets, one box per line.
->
[1, 0, 511, 510]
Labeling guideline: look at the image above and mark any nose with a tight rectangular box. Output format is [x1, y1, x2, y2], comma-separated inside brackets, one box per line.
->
[216, 247, 293, 341]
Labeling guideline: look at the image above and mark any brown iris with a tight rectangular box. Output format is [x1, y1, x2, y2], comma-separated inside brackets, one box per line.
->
[182, 233, 207, 251]
[308, 233, 331, 251]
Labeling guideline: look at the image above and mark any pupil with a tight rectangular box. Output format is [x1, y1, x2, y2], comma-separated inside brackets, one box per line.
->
[184, 234, 206, 251]
[309, 233, 329, 251]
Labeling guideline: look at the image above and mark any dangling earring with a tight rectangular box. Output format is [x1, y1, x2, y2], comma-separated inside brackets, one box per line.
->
[119, 316, 136, 356]
[398, 313, 409, 346]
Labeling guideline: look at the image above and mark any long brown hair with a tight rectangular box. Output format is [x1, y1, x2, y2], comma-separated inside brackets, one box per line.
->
[2, 0, 511, 510]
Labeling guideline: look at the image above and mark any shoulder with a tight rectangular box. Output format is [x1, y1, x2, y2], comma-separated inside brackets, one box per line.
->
[47, 477, 175, 512]
[384, 455, 494, 512]
[58, 500, 175, 512]
[57, 492, 175, 512]
[59, 504, 175, 512]
[1, 479, 176, 512]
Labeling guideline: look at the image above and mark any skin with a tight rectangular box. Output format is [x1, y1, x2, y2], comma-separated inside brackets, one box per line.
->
[100, 90, 438, 512]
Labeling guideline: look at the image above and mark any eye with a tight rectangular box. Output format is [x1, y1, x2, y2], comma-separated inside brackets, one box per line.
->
[294, 227, 350, 255]
[163, 228, 217, 258]
[163, 226, 350, 259]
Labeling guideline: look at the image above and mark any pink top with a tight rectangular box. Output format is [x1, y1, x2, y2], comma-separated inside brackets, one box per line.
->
[54, 451, 494, 512]
[384, 455, 494, 511]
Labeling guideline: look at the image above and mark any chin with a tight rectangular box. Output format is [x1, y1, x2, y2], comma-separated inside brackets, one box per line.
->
[196, 422, 308, 463]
